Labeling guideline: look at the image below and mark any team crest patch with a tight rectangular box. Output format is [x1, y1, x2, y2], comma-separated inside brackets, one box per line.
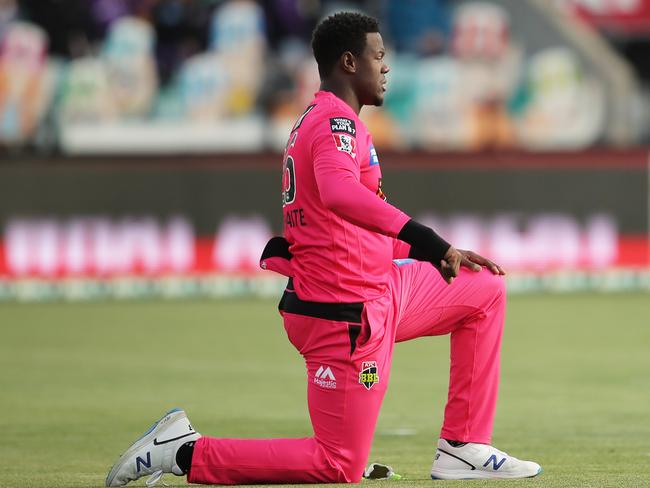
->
[330, 117, 356, 136]
[333, 133, 356, 159]
[359, 361, 379, 390]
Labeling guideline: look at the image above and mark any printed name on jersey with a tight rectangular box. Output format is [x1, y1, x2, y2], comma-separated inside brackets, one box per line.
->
[332, 133, 357, 159]
[285, 208, 306, 227]
[330, 117, 356, 136]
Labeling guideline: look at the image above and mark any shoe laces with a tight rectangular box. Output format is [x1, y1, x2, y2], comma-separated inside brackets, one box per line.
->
[488, 445, 508, 457]
[145, 470, 168, 487]
[489, 445, 517, 461]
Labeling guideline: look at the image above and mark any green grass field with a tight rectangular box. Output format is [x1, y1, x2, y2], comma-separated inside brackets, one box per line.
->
[1, 294, 649, 488]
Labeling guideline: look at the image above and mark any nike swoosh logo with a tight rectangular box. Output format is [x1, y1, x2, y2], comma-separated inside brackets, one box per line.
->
[438, 449, 476, 470]
[153, 432, 195, 445]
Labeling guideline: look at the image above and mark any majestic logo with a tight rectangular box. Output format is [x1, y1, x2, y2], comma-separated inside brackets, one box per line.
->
[314, 365, 337, 389]
[330, 117, 356, 136]
[483, 454, 507, 470]
[359, 361, 379, 390]
[332, 133, 356, 159]
[135, 452, 151, 472]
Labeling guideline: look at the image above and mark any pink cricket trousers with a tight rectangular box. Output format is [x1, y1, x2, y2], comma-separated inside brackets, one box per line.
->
[189, 260, 506, 484]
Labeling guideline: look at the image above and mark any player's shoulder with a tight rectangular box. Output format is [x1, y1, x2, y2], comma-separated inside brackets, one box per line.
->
[320, 95, 360, 127]
[296, 94, 363, 137]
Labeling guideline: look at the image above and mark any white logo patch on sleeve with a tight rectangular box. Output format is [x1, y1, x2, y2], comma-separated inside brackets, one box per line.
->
[332, 133, 357, 159]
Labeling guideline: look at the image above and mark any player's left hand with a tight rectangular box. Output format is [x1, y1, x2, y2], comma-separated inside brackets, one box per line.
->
[458, 249, 506, 275]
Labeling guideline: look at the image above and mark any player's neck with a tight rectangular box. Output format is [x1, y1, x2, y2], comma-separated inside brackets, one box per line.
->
[319, 80, 361, 115]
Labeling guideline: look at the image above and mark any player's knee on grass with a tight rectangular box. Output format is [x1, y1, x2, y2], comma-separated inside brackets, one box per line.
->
[339, 459, 368, 483]
[316, 441, 371, 483]
[316, 458, 363, 483]
[338, 447, 377, 483]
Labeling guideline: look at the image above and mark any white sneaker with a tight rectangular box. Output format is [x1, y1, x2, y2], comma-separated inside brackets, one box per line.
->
[430, 439, 542, 480]
[105, 408, 201, 487]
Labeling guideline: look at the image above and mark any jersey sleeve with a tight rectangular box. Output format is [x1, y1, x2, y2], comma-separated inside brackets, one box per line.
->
[311, 116, 410, 237]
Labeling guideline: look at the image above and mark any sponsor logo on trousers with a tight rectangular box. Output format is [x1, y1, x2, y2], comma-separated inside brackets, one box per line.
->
[359, 361, 379, 390]
[314, 365, 337, 389]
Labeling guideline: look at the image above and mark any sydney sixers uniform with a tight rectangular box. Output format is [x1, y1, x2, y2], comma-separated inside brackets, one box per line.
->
[188, 91, 507, 484]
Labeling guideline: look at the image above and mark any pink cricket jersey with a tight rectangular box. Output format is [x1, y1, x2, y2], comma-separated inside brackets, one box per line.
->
[281, 91, 411, 302]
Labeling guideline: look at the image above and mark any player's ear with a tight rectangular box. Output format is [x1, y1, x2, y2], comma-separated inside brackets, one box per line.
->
[340, 51, 356, 74]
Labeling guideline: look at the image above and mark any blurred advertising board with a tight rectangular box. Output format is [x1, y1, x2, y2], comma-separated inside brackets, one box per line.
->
[0, 151, 648, 299]
[562, 0, 650, 34]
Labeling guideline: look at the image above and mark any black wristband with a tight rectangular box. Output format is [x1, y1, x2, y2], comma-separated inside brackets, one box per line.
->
[408, 244, 433, 262]
[398, 219, 451, 264]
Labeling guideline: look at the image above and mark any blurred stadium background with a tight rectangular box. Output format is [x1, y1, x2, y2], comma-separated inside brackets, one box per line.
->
[2, 3, 650, 487]
[0, 0, 649, 300]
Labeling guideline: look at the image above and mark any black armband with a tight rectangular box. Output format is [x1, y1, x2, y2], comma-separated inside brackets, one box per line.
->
[398, 219, 451, 264]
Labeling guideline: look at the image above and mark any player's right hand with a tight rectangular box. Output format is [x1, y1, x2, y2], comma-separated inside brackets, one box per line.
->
[438, 247, 505, 284]
[438, 246, 463, 284]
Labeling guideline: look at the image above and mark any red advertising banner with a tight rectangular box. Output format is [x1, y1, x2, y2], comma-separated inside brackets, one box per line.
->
[562, 0, 650, 33]
[0, 150, 647, 297]
[0, 215, 647, 279]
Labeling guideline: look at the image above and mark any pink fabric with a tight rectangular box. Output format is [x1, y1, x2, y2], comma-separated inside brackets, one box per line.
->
[259, 238, 412, 278]
[259, 255, 292, 277]
[189, 263, 506, 485]
[391, 238, 411, 260]
[282, 91, 410, 303]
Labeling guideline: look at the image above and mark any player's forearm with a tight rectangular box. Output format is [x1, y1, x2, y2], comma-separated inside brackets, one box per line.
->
[317, 170, 410, 237]
[316, 163, 449, 262]
[398, 220, 451, 265]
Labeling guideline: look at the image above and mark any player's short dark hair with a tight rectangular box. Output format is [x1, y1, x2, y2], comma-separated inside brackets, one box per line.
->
[311, 12, 380, 79]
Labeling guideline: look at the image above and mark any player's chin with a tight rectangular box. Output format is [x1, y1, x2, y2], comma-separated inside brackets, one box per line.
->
[372, 93, 385, 107]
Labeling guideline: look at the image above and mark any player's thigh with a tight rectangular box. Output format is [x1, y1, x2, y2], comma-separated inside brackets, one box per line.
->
[284, 312, 389, 470]
[394, 261, 506, 342]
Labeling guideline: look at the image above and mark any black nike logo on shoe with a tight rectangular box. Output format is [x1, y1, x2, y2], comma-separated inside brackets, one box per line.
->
[153, 432, 195, 445]
[438, 449, 476, 470]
